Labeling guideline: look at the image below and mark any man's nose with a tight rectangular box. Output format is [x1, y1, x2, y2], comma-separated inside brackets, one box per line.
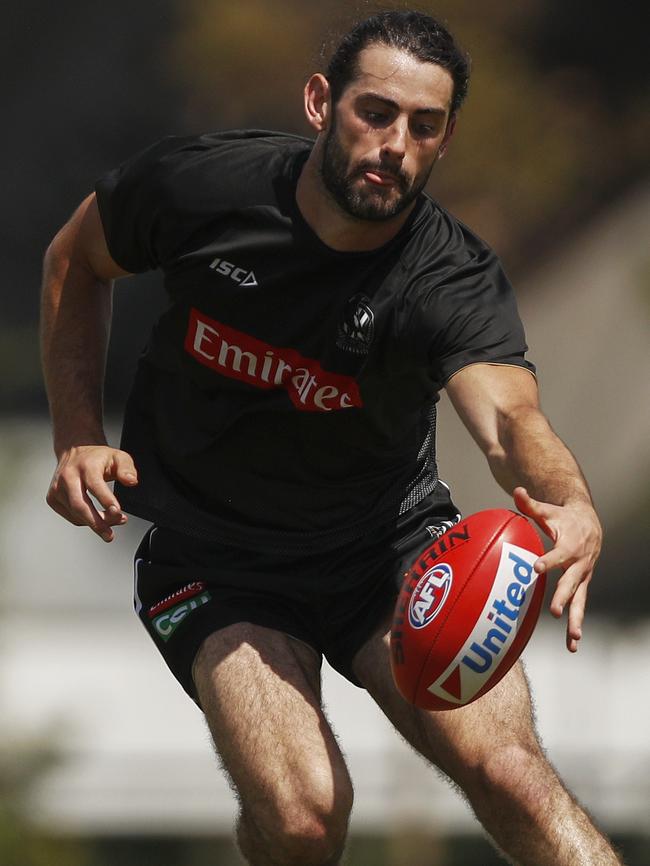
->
[380, 118, 408, 162]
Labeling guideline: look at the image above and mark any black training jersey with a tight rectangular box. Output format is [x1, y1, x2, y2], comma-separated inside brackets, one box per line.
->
[95, 130, 534, 553]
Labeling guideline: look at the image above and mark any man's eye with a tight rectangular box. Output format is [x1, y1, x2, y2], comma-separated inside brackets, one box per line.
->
[364, 111, 387, 124]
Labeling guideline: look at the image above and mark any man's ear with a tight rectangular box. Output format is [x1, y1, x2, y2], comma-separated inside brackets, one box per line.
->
[304, 73, 331, 133]
[437, 112, 457, 159]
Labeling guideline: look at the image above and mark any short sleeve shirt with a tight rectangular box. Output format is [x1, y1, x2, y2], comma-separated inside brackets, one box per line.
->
[95, 130, 535, 553]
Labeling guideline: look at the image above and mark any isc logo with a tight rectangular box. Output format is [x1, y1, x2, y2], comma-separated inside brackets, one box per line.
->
[209, 257, 258, 287]
[408, 563, 453, 629]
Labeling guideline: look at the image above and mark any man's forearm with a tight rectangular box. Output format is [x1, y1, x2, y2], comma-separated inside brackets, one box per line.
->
[446, 364, 601, 649]
[490, 405, 594, 508]
[40, 233, 113, 456]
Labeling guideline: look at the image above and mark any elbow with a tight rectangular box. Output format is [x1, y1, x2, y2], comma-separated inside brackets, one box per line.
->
[485, 442, 509, 480]
[497, 404, 547, 446]
[487, 404, 548, 479]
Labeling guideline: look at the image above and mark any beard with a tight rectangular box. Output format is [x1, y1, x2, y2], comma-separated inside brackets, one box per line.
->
[320, 121, 435, 222]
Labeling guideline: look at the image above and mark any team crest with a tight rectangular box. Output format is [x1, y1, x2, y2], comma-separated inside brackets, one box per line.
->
[336, 294, 375, 355]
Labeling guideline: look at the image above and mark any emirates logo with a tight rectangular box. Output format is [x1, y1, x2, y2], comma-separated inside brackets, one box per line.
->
[336, 294, 375, 355]
[185, 308, 363, 412]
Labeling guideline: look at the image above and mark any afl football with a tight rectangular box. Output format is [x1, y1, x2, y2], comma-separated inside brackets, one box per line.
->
[390, 509, 545, 711]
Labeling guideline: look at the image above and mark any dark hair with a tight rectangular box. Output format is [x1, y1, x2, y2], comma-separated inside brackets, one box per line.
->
[325, 10, 470, 115]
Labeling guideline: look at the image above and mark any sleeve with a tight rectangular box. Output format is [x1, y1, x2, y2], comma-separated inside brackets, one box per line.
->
[94, 136, 189, 273]
[411, 247, 536, 387]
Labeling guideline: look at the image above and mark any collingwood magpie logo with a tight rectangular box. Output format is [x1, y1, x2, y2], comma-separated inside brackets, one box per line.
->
[336, 294, 375, 355]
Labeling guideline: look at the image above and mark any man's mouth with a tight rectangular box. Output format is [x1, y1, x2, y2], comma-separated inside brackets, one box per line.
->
[362, 170, 398, 187]
[358, 165, 411, 194]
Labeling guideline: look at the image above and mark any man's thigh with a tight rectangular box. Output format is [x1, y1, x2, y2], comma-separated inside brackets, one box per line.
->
[193, 623, 354, 827]
[352, 618, 542, 786]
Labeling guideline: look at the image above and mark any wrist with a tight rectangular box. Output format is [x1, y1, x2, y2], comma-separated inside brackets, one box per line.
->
[53, 428, 108, 459]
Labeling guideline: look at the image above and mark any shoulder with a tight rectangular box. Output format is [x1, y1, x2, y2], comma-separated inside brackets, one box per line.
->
[398, 194, 497, 284]
[94, 130, 312, 272]
[98, 129, 312, 211]
[394, 198, 526, 353]
[123, 129, 312, 208]
[145, 129, 312, 173]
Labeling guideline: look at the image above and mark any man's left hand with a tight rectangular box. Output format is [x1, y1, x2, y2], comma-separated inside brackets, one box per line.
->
[513, 486, 603, 653]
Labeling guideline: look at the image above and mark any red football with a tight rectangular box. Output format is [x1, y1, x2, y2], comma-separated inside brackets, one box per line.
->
[390, 509, 545, 711]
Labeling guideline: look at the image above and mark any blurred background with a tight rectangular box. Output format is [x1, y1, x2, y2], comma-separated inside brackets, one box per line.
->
[1, 0, 649, 863]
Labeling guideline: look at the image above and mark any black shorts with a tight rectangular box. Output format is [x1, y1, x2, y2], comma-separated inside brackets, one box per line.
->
[133, 487, 460, 704]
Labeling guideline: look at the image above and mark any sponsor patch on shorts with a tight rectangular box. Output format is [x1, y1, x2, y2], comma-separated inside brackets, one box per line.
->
[147, 581, 207, 619]
[151, 591, 212, 643]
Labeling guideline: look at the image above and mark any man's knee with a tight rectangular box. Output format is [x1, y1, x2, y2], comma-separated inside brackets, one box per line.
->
[239, 773, 353, 865]
[273, 801, 349, 865]
[464, 740, 559, 814]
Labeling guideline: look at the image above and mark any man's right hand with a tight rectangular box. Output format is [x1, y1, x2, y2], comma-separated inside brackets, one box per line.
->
[46, 445, 138, 542]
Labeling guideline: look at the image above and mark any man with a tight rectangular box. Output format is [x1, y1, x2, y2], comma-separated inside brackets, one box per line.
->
[41, 10, 621, 866]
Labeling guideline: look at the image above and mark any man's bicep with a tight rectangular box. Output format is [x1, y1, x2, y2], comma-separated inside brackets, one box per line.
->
[48, 193, 131, 282]
[73, 193, 132, 280]
[445, 362, 539, 455]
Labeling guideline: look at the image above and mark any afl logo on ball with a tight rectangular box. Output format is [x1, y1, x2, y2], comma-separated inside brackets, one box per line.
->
[336, 294, 375, 355]
[408, 563, 453, 629]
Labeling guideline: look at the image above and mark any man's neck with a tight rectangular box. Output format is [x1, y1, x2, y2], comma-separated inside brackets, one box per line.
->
[295, 149, 416, 253]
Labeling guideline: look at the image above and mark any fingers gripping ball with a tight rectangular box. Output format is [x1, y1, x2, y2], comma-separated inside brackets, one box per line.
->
[390, 509, 545, 710]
